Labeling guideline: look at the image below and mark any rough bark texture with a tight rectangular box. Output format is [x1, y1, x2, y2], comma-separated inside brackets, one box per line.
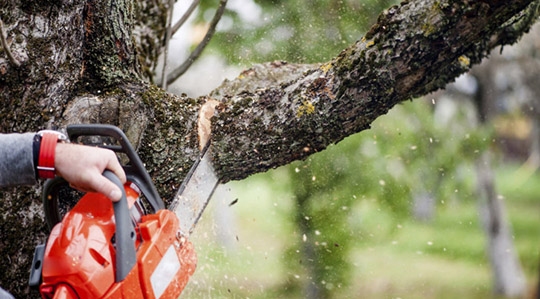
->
[209, 0, 539, 181]
[0, 0, 538, 296]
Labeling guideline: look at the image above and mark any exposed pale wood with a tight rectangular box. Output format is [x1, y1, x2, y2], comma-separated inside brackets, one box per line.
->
[0, 0, 538, 296]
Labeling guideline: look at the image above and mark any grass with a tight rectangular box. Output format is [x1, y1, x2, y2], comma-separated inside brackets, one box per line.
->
[348, 247, 491, 299]
[181, 163, 540, 298]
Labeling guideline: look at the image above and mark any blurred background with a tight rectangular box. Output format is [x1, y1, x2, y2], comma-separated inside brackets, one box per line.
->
[159, 0, 540, 298]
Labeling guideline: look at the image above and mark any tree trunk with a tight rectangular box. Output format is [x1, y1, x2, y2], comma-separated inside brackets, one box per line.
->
[471, 58, 527, 297]
[537, 256, 540, 299]
[0, 0, 539, 296]
[411, 189, 436, 222]
[529, 117, 540, 167]
[475, 152, 527, 298]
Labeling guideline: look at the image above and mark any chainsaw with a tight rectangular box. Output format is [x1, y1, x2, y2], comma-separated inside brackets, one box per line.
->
[28, 124, 219, 299]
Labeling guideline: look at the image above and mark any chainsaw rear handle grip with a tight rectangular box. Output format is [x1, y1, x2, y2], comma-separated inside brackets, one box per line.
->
[103, 170, 137, 283]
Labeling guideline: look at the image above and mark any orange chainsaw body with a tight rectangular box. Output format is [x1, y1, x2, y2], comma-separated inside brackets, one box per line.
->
[39, 184, 197, 299]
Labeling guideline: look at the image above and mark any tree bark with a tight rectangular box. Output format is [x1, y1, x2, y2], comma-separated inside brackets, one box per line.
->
[0, 0, 539, 296]
[209, 0, 539, 181]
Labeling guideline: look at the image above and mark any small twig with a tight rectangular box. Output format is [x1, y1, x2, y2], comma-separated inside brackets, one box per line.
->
[166, 0, 228, 85]
[0, 18, 20, 67]
[160, 0, 176, 90]
[171, 0, 201, 36]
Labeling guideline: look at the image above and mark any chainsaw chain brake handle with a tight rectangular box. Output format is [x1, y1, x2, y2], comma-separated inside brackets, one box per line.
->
[42, 124, 165, 230]
[103, 170, 137, 282]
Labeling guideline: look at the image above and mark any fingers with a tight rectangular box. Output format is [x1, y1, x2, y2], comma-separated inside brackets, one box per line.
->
[103, 151, 127, 184]
[83, 172, 123, 202]
[55, 143, 127, 202]
[87, 151, 125, 202]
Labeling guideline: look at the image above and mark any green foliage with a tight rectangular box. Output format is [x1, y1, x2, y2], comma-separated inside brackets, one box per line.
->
[279, 99, 494, 297]
[183, 114, 539, 298]
[376, 99, 495, 207]
[281, 157, 359, 297]
[189, 2, 536, 298]
[198, 0, 396, 64]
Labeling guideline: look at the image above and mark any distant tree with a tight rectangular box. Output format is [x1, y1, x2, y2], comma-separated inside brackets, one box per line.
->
[0, 0, 538, 297]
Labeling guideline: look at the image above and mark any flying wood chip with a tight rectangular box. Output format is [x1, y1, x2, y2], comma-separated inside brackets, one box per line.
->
[228, 198, 238, 207]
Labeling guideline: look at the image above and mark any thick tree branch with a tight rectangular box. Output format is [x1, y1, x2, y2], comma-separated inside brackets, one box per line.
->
[0, 0, 539, 296]
[208, 0, 539, 181]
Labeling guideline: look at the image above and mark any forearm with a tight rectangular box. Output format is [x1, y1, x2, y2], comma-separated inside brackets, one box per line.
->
[0, 133, 37, 186]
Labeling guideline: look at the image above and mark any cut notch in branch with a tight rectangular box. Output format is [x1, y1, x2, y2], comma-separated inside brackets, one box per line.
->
[197, 98, 220, 150]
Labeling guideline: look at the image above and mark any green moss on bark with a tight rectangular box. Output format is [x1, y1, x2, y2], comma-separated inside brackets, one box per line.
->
[138, 84, 204, 203]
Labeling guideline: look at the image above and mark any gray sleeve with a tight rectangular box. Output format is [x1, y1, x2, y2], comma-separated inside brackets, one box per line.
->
[0, 133, 37, 187]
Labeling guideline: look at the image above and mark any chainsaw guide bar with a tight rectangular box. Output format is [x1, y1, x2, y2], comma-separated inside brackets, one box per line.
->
[30, 124, 220, 299]
[169, 143, 220, 237]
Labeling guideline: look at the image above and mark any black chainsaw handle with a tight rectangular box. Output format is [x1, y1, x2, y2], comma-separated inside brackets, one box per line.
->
[67, 124, 164, 212]
[103, 170, 137, 282]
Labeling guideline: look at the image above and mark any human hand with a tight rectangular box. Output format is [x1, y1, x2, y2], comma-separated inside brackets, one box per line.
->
[54, 143, 127, 201]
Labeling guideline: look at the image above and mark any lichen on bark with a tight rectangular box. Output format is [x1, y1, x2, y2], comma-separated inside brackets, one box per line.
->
[0, 0, 539, 297]
[137, 84, 205, 203]
[208, 0, 539, 182]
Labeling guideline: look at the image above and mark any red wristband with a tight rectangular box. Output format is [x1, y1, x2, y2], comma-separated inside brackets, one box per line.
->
[37, 132, 59, 179]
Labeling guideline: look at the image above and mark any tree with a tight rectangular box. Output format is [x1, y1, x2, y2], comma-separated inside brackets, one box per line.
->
[0, 0, 539, 296]
[432, 62, 529, 297]
[471, 58, 527, 297]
